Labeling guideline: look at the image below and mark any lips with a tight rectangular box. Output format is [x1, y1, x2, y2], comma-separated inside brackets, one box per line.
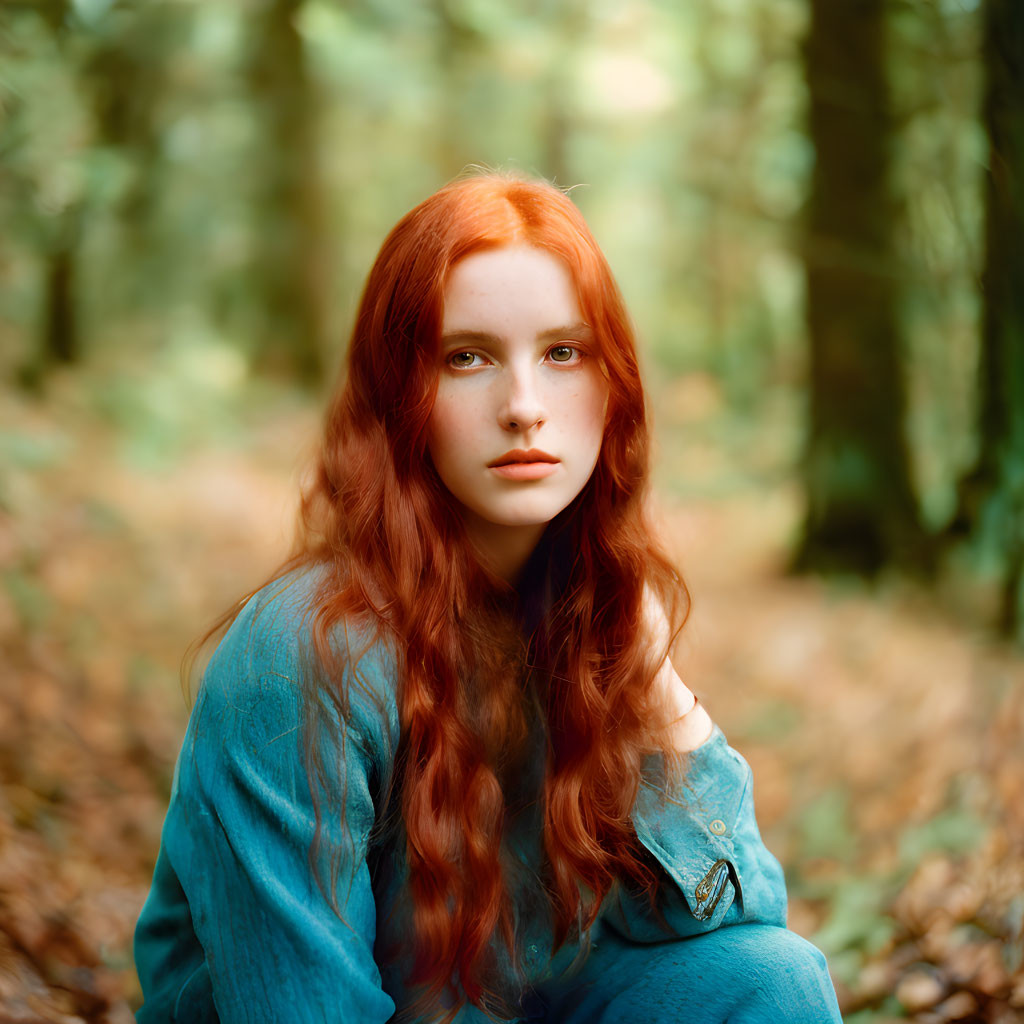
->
[488, 448, 560, 468]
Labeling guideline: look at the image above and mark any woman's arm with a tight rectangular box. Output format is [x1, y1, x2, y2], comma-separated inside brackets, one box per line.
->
[649, 654, 715, 752]
[640, 583, 713, 752]
[609, 725, 789, 939]
[134, 580, 398, 1023]
[603, 587, 788, 941]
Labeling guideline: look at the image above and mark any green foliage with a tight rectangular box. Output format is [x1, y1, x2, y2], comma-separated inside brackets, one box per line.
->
[841, 998, 905, 1024]
[889, 0, 985, 534]
[897, 803, 987, 868]
[796, 785, 858, 863]
[801, 772, 995, 1009]
[813, 878, 898, 972]
[2, 568, 51, 631]
[0, 0, 981, 388]
[0, 428, 71, 472]
[738, 698, 803, 743]
[1, 0, 1016, 627]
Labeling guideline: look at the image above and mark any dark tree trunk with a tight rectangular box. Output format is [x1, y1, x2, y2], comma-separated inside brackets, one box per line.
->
[85, 5, 180, 263]
[794, 0, 929, 577]
[949, 0, 1024, 639]
[247, 0, 330, 385]
[42, 211, 81, 366]
[22, 2, 83, 383]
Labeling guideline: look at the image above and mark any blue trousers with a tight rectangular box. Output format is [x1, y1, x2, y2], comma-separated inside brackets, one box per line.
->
[524, 924, 842, 1024]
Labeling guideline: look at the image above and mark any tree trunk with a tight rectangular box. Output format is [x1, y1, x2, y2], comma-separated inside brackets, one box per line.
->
[949, 0, 1024, 640]
[247, 0, 330, 385]
[42, 209, 81, 366]
[794, 0, 928, 577]
[20, 0, 83, 382]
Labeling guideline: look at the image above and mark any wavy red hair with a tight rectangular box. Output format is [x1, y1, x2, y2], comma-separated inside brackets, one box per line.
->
[200, 172, 690, 1023]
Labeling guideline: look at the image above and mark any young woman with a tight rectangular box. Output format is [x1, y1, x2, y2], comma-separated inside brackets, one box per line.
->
[134, 173, 842, 1023]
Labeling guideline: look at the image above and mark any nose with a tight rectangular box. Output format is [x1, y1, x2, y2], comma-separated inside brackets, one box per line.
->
[498, 363, 546, 433]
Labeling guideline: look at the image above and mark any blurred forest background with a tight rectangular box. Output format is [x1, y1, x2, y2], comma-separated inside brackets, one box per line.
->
[1, 0, 1022, 1021]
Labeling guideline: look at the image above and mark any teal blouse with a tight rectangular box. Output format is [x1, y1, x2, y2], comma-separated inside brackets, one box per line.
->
[134, 572, 791, 1022]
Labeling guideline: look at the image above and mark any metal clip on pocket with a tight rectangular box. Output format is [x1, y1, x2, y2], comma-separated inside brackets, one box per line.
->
[692, 858, 730, 921]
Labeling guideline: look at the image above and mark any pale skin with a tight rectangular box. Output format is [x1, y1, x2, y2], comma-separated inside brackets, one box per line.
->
[426, 244, 712, 752]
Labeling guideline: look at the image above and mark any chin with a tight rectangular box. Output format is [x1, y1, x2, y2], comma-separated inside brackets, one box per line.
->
[478, 504, 566, 529]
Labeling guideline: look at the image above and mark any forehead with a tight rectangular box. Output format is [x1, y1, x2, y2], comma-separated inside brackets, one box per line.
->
[441, 246, 581, 330]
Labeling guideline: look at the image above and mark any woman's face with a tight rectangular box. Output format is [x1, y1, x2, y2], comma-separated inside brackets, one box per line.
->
[426, 245, 609, 577]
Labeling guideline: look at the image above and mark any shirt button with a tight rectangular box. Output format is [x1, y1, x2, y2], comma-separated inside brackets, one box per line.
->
[709, 819, 727, 835]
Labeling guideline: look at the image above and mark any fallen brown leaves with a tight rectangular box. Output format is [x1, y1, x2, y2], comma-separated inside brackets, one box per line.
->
[1, 378, 309, 1020]
[1, 380, 1022, 1021]
[658, 495, 1024, 1023]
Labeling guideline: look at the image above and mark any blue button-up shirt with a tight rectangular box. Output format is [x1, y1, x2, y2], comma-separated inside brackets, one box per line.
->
[134, 572, 789, 1022]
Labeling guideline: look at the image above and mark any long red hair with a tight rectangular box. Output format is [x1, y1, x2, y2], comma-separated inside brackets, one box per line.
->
[203, 172, 689, 1022]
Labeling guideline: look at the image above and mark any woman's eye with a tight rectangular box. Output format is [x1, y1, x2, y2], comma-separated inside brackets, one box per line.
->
[448, 351, 480, 369]
[549, 345, 578, 363]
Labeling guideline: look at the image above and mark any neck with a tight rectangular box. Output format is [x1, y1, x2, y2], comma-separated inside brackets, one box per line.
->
[461, 516, 548, 587]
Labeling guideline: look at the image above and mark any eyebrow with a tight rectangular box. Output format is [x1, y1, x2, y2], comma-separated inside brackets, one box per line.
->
[439, 322, 595, 347]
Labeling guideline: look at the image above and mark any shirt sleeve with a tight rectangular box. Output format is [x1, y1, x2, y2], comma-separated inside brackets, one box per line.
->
[134, 583, 398, 1023]
[603, 724, 789, 943]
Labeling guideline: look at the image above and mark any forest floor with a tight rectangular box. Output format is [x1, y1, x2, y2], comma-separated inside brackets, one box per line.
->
[1, 373, 1022, 1023]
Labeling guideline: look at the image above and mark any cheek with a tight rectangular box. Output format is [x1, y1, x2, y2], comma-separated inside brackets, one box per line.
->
[426, 393, 471, 468]
[572, 381, 610, 442]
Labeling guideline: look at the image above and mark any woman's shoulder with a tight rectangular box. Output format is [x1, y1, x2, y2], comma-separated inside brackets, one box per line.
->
[198, 565, 400, 748]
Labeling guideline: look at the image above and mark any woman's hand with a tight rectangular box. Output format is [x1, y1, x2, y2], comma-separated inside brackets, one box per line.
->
[642, 585, 713, 753]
